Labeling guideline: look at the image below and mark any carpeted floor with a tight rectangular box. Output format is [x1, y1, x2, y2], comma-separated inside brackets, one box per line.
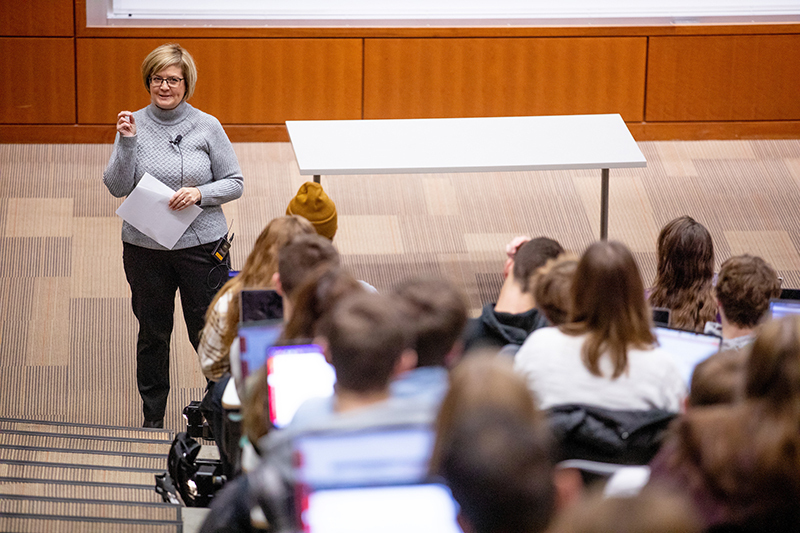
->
[1, 139, 799, 431]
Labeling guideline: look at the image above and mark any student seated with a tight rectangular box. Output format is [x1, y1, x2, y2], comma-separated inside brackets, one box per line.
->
[648, 216, 717, 332]
[242, 265, 365, 441]
[432, 355, 581, 533]
[515, 241, 685, 413]
[687, 348, 746, 407]
[463, 236, 564, 351]
[704, 254, 781, 351]
[534, 254, 578, 327]
[201, 292, 428, 532]
[197, 215, 315, 382]
[390, 277, 468, 405]
[650, 315, 800, 532]
[195, 215, 315, 475]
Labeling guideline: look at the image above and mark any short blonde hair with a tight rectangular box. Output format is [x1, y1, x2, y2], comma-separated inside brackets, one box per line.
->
[141, 43, 197, 101]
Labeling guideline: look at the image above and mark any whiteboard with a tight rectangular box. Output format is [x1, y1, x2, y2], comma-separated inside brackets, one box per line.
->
[87, 0, 800, 25]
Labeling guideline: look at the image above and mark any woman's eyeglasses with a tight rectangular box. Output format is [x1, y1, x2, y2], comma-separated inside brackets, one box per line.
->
[150, 76, 184, 88]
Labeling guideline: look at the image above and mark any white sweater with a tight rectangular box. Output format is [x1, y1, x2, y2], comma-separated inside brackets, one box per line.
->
[514, 327, 685, 412]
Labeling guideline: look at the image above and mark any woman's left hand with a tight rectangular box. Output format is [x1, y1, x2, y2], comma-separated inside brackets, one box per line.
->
[169, 187, 202, 210]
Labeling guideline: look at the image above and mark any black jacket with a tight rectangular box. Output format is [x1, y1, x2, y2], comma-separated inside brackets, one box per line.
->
[547, 403, 677, 465]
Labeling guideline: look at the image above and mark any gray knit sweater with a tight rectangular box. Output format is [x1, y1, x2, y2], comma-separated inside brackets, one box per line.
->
[103, 102, 244, 250]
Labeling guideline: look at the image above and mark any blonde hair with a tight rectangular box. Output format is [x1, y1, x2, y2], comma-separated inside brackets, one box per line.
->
[203, 216, 316, 353]
[141, 43, 198, 101]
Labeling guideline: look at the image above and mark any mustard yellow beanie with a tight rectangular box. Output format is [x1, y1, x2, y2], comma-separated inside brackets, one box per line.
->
[286, 182, 338, 240]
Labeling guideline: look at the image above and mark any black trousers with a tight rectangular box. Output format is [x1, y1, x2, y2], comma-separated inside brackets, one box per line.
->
[123, 242, 228, 422]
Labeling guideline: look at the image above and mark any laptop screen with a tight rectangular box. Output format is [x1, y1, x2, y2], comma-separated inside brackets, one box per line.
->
[293, 425, 435, 489]
[237, 320, 283, 380]
[266, 344, 336, 429]
[655, 326, 721, 384]
[300, 484, 460, 533]
[770, 299, 800, 320]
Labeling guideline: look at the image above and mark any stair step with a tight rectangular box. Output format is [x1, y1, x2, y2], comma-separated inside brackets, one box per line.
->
[0, 461, 161, 486]
[0, 478, 164, 504]
[0, 418, 173, 442]
[0, 514, 180, 533]
[0, 431, 172, 456]
[0, 494, 180, 522]
[0, 447, 165, 471]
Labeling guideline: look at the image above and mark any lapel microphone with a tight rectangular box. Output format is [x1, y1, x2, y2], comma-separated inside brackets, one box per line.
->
[169, 135, 183, 146]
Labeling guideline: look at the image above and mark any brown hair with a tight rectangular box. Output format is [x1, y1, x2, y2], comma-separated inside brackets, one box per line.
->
[277, 234, 340, 298]
[202, 215, 315, 353]
[688, 349, 747, 408]
[317, 292, 412, 394]
[141, 43, 198, 101]
[665, 403, 800, 531]
[745, 315, 800, 413]
[439, 407, 556, 533]
[716, 255, 781, 329]
[513, 237, 564, 292]
[431, 353, 541, 475]
[281, 265, 364, 341]
[243, 266, 365, 443]
[392, 277, 468, 368]
[561, 241, 655, 378]
[649, 216, 717, 332]
[547, 485, 702, 533]
[533, 254, 578, 326]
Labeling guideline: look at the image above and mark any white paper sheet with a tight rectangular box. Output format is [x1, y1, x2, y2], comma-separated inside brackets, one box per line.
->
[115, 172, 202, 249]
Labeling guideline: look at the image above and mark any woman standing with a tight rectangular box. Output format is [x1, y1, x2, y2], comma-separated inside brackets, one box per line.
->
[103, 43, 243, 428]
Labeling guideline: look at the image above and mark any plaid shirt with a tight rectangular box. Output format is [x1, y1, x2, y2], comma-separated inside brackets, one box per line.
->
[198, 291, 233, 381]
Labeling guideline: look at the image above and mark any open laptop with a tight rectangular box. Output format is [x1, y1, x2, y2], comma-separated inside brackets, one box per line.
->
[237, 319, 283, 380]
[654, 326, 722, 385]
[265, 344, 336, 428]
[300, 483, 460, 533]
[770, 298, 800, 320]
[240, 289, 283, 322]
[292, 425, 458, 533]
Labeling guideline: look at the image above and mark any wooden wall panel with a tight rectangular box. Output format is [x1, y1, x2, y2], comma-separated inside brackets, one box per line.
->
[76, 38, 363, 125]
[0, 38, 76, 124]
[364, 37, 647, 121]
[0, 0, 74, 36]
[646, 35, 800, 122]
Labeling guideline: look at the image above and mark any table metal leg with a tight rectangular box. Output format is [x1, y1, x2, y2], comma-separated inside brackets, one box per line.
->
[313, 175, 321, 184]
[600, 168, 609, 241]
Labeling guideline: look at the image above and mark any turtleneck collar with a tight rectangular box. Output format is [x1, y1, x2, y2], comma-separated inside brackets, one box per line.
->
[146, 101, 192, 126]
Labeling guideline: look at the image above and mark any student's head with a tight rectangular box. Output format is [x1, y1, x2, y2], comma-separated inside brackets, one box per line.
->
[141, 43, 198, 102]
[513, 237, 564, 293]
[431, 353, 541, 474]
[667, 402, 800, 532]
[534, 254, 578, 326]
[281, 265, 365, 341]
[716, 254, 781, 329]
[563, 241, 654, 378]
[688, 350, 747, 408]
[286, 182, 338, 240]
[276, 234, 340, 300]
[239, 215, 316, 288]
[650, 215, 717, 331]
[392, 277, 468, 368]
[317, 292, 413, 394]
[206, 215, 316, 344]
[745, 315, 800, 411]
[547, 485, 702, 533]
[439, 408, 557, 533]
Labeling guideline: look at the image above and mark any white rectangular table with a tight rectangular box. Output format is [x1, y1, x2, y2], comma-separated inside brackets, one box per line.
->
[286, 114, 646, 240]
